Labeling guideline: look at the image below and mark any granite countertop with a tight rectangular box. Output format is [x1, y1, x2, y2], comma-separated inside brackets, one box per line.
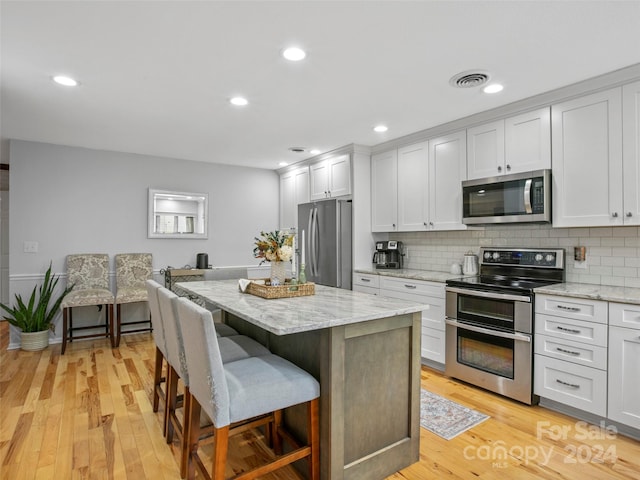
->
[353, 268, 465, 283]
[534, 282, 640, 304]
[175, 279, 428, 335]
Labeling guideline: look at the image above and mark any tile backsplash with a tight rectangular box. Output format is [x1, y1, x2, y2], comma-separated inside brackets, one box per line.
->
[391, 225, 640, 287]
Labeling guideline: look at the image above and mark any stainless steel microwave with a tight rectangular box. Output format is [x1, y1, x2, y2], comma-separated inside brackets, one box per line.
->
[462, 169, 551, 225]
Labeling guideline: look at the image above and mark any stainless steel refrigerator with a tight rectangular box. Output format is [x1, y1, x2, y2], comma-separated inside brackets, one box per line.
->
[297, 199, 352, 289]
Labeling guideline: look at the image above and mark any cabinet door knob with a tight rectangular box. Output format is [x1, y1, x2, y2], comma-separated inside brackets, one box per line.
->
[497, 165, 502, 172]
[392, 223, 396, 228]
[627, 212, 633, 217]
[612, 212, 619, 218]
[506, 164, 511, 171]
[423, 222, 428, 227]
[429, 221, 434, 227]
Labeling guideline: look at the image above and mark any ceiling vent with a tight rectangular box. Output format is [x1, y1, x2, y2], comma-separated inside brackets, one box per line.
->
[288, 147, 306, 153]
[449, 70, 491, 88]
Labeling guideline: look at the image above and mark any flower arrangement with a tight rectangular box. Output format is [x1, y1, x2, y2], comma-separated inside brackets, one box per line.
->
[253, 230, 294, 262]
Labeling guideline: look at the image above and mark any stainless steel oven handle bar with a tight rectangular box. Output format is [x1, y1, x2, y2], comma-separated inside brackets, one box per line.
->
[445, 318, 532, 343]
[445, 286, 531, 303]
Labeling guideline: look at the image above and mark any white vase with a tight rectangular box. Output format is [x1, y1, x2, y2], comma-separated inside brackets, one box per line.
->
[21, 330, 50, 351]
[270, 261, 287, 286]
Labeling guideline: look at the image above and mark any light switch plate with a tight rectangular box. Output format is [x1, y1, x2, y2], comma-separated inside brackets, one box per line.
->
[23, 241, 38, 253]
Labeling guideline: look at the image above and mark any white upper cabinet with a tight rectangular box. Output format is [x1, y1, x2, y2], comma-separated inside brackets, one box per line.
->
[309, 161, 329, 200]
[372, 133, 467, 232]
[309, 154, 351, 201]
[397, 142, 428, 231]
[622, 80, 640, 225]
[467, 119, 505, 179]
[467, 108, 551, 180]
[280, 170, 296, 230]
[294, 167, 310, 205]
[429, 131, 467, 230]
[371, 149, 398, 232]
[505, 108, 551, 173]
[552, 88, 623, 227]
[327, 154, 351, 197]
[279, 166, 309, 230]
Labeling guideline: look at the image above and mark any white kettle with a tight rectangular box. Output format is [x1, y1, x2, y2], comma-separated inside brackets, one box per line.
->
[462, 251, 479, 275]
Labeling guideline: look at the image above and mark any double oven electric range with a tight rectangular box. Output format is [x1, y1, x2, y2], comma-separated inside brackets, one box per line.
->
[445, 247, 565, 405]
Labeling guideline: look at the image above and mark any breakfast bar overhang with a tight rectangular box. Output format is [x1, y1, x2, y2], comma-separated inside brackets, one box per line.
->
[176, 280, 426, 480]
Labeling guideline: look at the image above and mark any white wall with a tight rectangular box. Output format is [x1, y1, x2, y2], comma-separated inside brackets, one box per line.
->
[7, 140, 279, 348]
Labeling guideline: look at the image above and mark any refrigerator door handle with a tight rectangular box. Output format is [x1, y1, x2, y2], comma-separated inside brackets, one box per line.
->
[311, 207, 319, 276]
[307, 207, 314, 274]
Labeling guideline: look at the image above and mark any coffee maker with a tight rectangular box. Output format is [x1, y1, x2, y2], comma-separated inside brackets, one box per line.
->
[372, 241, 404, 269]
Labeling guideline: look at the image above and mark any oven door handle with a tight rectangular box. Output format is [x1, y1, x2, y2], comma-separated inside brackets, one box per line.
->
[445, 318, 532, 343]
[445, 286, 531, 303]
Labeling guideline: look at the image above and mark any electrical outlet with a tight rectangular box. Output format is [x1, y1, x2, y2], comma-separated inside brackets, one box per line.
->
[23, 241, 39, 253]
[574, 260, 587, 270]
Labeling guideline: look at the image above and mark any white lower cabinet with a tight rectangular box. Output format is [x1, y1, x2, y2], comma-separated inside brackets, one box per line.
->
[352, 273, 379, 296]
[608, 302, 640, 429]
[535, 294, 640, 431]
[378, 276, 445, 367]
[534, 294, 608, 416]
[534, 355, 608, 416]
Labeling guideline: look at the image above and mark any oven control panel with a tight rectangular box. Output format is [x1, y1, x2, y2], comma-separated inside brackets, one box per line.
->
[480, 248, 564, 268]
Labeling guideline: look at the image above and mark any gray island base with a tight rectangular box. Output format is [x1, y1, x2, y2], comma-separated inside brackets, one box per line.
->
[176, 280, 427, 480]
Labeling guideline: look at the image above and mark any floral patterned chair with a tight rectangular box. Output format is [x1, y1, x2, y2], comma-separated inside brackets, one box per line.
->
[114, 253, 153, 347]
[60, 254, 114, 355]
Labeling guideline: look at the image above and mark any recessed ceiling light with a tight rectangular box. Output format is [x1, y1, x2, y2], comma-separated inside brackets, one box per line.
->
[483, 83, 504, 94]
[373, 125, 388, 133]
[229, 96, 249, 106]
[279, 161, 289, 167]
[52, 75, 78, 87]
[309, 149, 320, 155]
[282, 47, 306, 61]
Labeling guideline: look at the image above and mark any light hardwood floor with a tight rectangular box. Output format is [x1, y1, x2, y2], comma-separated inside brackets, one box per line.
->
[1, 322, 639, 479]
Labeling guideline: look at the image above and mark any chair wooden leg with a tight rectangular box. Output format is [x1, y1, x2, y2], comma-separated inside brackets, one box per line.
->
[61, 307, 69, 355]
[185, 391, 202, 480]
[180, 386, 191, 479]
[166, 366, 178, 441]
[211, 425, 230, 480]
[112, 303, 120, 347]
[272, 410, 283, 455]
[107, 303, 117, 348]
[68, 307, 74, 343]
[153, 347, 163, 412]
[308, 398, 320, 480]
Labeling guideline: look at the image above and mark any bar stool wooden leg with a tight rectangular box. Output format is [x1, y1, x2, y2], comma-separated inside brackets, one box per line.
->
[309, 398, 320, 480]
[211, 425, 230, 480]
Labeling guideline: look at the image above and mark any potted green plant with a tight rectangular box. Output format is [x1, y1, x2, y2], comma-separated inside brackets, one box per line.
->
[0, 262, 73, 351]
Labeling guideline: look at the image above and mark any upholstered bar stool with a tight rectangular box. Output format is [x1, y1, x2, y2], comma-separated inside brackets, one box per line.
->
[114, 253, 153, 347]
[157, 288, 270, 476]
[146, 280, 169, 428]
[178, 297, 320, 480]
[60, 254, 114, 355]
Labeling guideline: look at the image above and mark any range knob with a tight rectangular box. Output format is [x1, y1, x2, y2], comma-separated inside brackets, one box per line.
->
[493, 252, 500, 260]
[535, 254, 543, 261]
[545, 254, 555, 263]
[484, 252, 492, 259]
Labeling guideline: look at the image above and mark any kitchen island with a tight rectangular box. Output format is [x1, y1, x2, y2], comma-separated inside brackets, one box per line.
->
[175, 280, 427, 480]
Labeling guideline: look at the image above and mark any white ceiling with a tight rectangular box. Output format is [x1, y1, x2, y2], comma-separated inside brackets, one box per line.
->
[2, 1, 640, 170]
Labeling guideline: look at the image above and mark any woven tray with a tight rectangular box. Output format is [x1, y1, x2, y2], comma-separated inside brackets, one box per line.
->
[246, 279, 315, 299]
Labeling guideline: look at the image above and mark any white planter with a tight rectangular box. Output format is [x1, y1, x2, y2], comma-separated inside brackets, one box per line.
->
[21, 330, 50, 351]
